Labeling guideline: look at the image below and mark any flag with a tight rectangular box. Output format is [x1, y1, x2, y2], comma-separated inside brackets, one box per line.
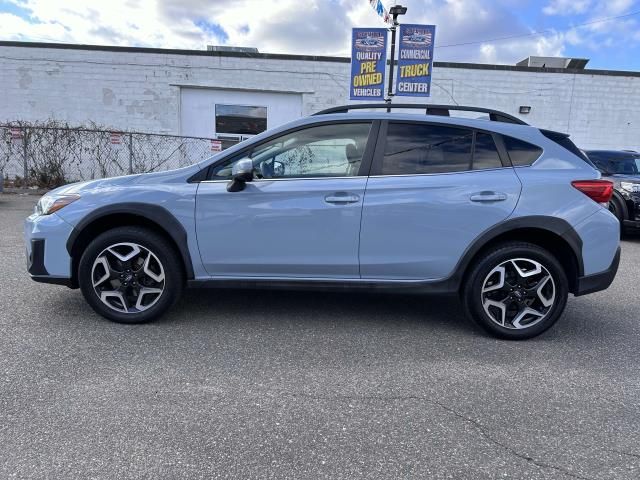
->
[368, 0, 392, 25]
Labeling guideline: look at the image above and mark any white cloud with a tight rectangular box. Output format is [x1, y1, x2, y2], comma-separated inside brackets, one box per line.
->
[478, 32, 566, 64]
[543, 0, 592, 16]
[583, 0, 637, 34]
[553, 0, 640, 54]
[398, 0, 570, 64]
[564, 28, 583, 46]
[0, 0, 584, 64]
[0, 12, 68, 41]
[598, 0, 635, 15]
[478, 43, 498, 63]
[0, 1, 194, 48]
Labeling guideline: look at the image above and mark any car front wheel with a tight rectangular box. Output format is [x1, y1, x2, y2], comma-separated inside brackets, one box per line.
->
[462, 242, 569, 340]
[78, 227, 183, 324]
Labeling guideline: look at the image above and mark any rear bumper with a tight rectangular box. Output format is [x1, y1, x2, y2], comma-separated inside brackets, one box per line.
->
[575, 246, 620, 296]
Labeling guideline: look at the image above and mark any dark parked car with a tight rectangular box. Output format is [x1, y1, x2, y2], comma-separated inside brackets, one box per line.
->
[586, 150, 640, 232]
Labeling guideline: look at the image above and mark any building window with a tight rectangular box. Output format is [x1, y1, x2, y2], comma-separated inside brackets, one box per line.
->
[215, 104, 267, 135]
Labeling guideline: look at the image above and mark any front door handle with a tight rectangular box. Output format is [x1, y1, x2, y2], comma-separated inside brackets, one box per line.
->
[470, 192, 508, 202]
[324, 192, 360, 204]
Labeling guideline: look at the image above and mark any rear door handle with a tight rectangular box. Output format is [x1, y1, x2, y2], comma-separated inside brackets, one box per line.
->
[470, 192, 508, 202]
[324, 192, 360, 204]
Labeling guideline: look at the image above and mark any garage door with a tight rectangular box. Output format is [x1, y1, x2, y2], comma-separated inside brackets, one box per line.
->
[180, 88, 303, 141]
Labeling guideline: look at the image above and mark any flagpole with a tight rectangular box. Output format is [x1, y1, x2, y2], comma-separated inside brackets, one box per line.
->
[385, 5, 407, 112]
[386, 24, 396, 111]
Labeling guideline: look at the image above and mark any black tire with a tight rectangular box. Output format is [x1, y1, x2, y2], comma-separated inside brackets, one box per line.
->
[608, 196, 625, 231]
[462, 242, 569, 340]
[78, 226, 183, 324]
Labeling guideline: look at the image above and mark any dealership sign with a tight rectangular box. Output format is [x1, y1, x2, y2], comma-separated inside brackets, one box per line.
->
[350, 28, 388, 100]
[396, 24, 436, 97]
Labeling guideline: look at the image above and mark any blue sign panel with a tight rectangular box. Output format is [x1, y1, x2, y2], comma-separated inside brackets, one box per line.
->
[350, 28, 388, 100]
[396, 24, 436, 97]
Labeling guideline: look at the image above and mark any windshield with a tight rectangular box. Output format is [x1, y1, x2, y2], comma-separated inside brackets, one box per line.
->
[614, 157, 640, 175]
[591, 154, 640, 175]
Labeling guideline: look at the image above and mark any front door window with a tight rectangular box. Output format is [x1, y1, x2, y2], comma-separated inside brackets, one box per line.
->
[210, 123, 372, 180]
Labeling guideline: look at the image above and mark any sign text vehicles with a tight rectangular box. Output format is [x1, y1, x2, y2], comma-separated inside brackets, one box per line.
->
[350, 28, 388, 101]
[396, 24, 436, 97]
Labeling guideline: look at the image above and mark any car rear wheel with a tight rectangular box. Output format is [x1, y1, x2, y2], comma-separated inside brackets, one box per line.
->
[608, 196, 625, 224]
[78, 227, 183, 323]
[462, 242, 568, 340]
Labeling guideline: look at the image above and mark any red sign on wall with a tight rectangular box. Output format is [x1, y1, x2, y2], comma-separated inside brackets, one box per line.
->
[110, 132, 123, 145]
[210, 139, 222, 152]
[10, 127, 22, 140]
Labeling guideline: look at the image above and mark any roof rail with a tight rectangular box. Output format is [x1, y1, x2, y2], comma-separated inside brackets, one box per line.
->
[313, 103, 528, 125]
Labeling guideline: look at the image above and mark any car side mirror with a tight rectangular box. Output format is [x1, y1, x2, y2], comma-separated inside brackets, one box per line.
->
[227, 159, 254, 192]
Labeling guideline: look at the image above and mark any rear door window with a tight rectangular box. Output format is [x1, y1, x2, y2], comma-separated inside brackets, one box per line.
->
[473, 133, 502, 170]
[381, 123, 473, 175]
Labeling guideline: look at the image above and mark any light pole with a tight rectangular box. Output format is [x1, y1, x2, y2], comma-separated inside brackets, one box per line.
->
[386, 4, 407, 111]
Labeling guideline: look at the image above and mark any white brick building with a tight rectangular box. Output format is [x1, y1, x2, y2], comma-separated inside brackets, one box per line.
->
[0, 41, 639, 150]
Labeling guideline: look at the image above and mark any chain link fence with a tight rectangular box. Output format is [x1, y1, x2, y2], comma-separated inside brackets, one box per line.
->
[1, 121, 239, 191]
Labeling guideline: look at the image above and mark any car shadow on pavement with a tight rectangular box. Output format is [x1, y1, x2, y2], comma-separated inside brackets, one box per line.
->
[164, 287, 474, 335]
[42, 281, 632, 345]
[622, 232, 640, 242]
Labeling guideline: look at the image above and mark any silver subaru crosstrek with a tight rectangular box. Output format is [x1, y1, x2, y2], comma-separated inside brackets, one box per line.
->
[25, 104, 620, 339]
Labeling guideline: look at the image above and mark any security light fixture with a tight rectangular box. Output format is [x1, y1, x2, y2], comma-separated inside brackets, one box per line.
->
[519, 106, 532, 114]
[389, 5, 408, 16]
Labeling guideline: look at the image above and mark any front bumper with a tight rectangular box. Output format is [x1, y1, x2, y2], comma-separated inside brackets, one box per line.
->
[621, 192, 640, 230]
[623, 219, 640, 232]
[24, 212, 75, 287]
[575, 246, 621, 296]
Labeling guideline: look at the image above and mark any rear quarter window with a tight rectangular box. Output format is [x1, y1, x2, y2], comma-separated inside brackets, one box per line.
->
[541, 130, 596, 168]
[502, 136, 543, 166]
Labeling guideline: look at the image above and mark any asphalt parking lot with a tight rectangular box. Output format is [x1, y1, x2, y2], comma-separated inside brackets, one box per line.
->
[1, 193, 639, 480]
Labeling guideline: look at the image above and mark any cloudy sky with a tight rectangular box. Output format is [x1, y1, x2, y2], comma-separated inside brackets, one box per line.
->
[0, 0, 639, 70]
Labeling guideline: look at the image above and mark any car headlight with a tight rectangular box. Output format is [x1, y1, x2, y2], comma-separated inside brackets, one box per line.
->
[34, 194, 80, 216]
[620, 182, 640, 193]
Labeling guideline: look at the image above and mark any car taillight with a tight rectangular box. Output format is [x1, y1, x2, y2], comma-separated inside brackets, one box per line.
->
[571, 180, 614, 204]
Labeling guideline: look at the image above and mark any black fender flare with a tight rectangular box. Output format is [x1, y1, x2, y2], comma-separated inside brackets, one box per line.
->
[444, 215, 584, 291]
[66, 202, 195, 279]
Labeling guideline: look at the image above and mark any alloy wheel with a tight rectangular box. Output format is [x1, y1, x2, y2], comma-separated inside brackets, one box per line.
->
[91, 242, 165, 314]
[481, 258, 556, 330]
